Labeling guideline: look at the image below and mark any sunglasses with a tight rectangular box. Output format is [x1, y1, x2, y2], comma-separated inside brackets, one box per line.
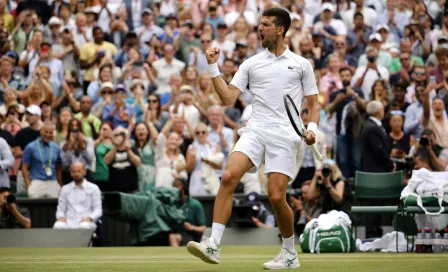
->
[148, 99, 158, 103]
[101, 91, 114, 95]
[201, 40, 211, 44]
[414, 72, 425, 76]
[400, 58, 409, 61]
[195, 131, 207, 135]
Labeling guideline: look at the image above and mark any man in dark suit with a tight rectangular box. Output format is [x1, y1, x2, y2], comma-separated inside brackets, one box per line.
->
[360, 100, 394, 238]
[360, 100, 394, 173]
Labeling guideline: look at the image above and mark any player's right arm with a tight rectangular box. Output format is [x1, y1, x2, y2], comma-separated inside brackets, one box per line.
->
[205, 47, 242, 106]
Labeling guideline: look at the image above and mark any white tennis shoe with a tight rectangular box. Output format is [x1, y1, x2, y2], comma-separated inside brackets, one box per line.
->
[187, 236, 220, 264]
[263, 248, 300, 270]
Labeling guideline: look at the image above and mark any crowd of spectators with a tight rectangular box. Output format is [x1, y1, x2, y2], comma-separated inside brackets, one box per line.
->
[0, 0, 448, 237]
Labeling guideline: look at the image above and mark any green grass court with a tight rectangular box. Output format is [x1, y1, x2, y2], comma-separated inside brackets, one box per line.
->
[1, 246, 447, 271]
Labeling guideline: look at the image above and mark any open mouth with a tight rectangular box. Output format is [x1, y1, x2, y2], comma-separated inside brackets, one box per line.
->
[260, 33, 264, 41]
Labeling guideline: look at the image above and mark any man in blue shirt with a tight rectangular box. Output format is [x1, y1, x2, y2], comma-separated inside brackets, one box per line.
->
[22, 121, 63, 199]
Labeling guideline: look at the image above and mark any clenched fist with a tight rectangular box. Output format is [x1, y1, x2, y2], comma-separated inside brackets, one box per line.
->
[205, 47, 220, 64]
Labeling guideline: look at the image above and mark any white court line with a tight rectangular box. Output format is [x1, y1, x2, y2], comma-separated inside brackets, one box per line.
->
[2, 259, 447, 264]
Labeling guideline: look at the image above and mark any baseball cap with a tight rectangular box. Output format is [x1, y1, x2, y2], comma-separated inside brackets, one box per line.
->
[100, 82, 114, 91]
[5, 50, 17, 59]
[236, 40, 248, 47]
[142, 8, 153, 16]
[166, 13, 177, 20]
[182, 20, 194, 29]
[290, 13, 301, 21]
[26, 105, 42, 116]
[48, 16, 62, 26]
[369, 33, 382, 42]
[246, 192, 260, 206]
[321, 3, 335, 13]
[217, 22, 227, 29]
[375, 24, 389, 33]
[115, 84, 127, 93]
[180, 85, 194, 94]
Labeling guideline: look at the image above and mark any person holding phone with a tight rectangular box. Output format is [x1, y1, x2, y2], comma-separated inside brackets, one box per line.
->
[27, 41, 64, 86]
[388, 112, 415, 159]
[60, 119, 94, 184]
[103, 126, 141, 193]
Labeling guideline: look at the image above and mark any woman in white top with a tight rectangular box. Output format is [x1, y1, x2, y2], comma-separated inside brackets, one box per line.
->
[185, 123, 223, 196]
[155, 131, 187, 188]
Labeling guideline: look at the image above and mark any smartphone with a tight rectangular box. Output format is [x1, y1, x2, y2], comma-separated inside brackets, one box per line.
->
[429, 75, 436, 84]
[133, 61, 144, 67]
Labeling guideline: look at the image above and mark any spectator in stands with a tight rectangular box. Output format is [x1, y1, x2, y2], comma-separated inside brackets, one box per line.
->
[407, 19, 430, 60]
[389, 40, 424, 77]
[80, 26, 118, 92]
[0, 89, 25, 117]
[18, 71, 54, 108]
[232, 40, 249, 66]
[358, 33, 392, 68]
[314, 3, 347, 37]
[28, 41, 64, 85]
[133, 122, 158, 191]
[320, 54, 342, 96]
[22, 121, 63, 199]
[104, 126, 141, 193]
[404, 85, 426, 139]
[370, 79, 389, 107]
[153, 43, 185, 97]
[352, 46, 389, 99]
[60, 119, 95, 184]
[291, 180, 322, 235]
[169, 85, 200, 129]
[186, 122, 223, 196]
[422, 83, 448, 149]
[13, 105, 43, 195]
[53, 162, 102, 230]
[51, 76, 82, 113]
[429, 47, 448, 84]
[11, 10, 36, 55]
[195, 73, 219, 120]
[92, 82, 115, 118]
[45, 16, 62, 45]
[388, 112, 415, 159]
[0, 56, 25, 105]
[360, 100, 393, 173]
[346, 12, 372, 63]
[0, 187, 31, 229]
[145, 93, 169, 132]
[221, 58, 236, 85]
[102, 84, 136, 129]
[74, 96, 101, 139]
[0, 137, 13, 188]
[246, 192, 276, 229]
[386, 82, 410, 116]
[341, 0, 377, 30]
[155, 124, 187, 188]
[87, 64, 114, 104]
[207, 105, 234, 177]
[212, 22, 235, 59]
[190, 33, 223, 74]
[328, 67, 365, 178]
[309, 159, 347, 214]
[93, 122, 113, 191]
[52, 28, 80, 75]
[55, 107, 72, 145]
[1, 105, 22, 136]
[170, 177, 206, 246]
[136, 8, 164, 56]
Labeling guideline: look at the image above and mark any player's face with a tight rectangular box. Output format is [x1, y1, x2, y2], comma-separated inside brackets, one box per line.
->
[259, 16, 281, 49]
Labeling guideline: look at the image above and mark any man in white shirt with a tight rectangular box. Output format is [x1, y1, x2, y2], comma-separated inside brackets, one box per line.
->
[53, 162, 102, 230]
[27, 41, 64, 85]
[341, 0, 377, 30]
[211, 22, 235, 59]
[136, 8, 164, 55]
[314, 3, 347, 37]
[187, 8, 319, 270]
[73, 13, 92, 48]
[153, 43, 186, 95]
[189, 33, 224, 73]
[169, 85, 200, 130]
[207, 105, 235, 178]
[352, 46, 389, 98]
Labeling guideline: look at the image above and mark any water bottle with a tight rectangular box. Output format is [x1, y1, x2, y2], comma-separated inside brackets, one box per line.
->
[424, 228, 433, 253]
[433, 228, 443, 253]
[415, 228, 424, 253]
[443, 228, 448, 253]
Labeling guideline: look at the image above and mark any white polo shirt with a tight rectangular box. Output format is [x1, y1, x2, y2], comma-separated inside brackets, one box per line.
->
[152, 57, 186, 94]
[230, 47, 318, 128]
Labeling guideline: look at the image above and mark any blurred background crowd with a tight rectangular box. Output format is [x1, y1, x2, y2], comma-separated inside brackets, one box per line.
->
[0, 0, 448, 239]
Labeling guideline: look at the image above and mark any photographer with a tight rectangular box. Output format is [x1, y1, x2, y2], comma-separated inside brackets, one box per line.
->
[417, 129, 448, 173]
[290, 181, 322, 235]
[0, 187, 31, 229]
[169, 178, 206, 247]
[246, 192, 275, 229]
[308, 159, 347, 214]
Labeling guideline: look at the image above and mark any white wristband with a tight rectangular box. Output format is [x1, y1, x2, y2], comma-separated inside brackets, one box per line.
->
[307, 122, 317, 136]
[207, 63, 221, 78]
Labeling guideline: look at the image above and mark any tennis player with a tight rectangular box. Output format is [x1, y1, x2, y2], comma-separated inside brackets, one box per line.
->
[187, 7, 319, 270]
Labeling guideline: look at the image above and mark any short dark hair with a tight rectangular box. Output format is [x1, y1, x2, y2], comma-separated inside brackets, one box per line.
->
[262, 8, 291, 38]
[92, 26, 103, 34]
[339, 67, 352, 75]
[353, 12, 364, 19]
[0, 187, 11, 194]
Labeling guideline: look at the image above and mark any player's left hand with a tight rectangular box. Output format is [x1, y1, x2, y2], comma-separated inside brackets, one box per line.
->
[304, 131, 316, 145]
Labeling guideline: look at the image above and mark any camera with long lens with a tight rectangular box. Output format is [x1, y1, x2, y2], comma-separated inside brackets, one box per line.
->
[322, 167, 332, 178]
[6, 194, 15, 204]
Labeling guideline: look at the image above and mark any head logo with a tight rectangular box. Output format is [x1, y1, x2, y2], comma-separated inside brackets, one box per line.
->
[317, 231, 341, 237]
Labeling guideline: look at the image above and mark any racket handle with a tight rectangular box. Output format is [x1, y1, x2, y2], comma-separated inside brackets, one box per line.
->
[310, 144, 323, 161]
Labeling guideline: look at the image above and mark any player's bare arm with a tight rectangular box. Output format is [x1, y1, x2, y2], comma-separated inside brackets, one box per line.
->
[305, 94, 319, 145]
[205, 47, 240, 106]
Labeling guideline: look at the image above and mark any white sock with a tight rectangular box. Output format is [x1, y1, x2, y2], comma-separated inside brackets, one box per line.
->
[210, 222, 225, 245]
[282, 235, 295, 251]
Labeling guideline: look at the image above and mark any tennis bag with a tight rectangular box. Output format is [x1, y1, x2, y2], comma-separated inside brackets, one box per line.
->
[299, 211, 355, 253]
[400, 169, 448, 215]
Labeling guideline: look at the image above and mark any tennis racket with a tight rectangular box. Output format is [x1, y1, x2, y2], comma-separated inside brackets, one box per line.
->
[283, 94, 323, 161]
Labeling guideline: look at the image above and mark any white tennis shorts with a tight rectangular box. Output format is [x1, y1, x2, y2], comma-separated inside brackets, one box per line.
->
[232, 126, 300, 180]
